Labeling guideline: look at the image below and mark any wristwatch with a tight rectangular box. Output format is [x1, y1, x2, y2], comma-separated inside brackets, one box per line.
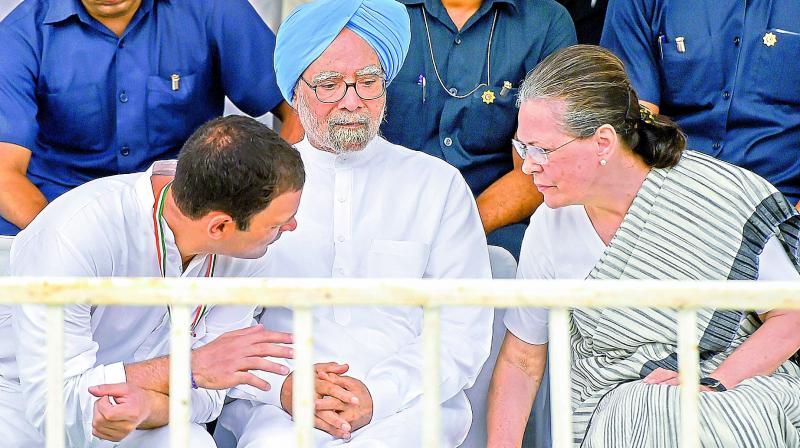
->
[699, 376, 727, 392]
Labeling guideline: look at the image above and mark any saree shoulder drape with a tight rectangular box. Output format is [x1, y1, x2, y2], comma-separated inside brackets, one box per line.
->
[570, 151, 800, 447]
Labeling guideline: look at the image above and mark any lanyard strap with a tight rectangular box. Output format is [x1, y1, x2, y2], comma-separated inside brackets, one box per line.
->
[153, 181, 215, 334]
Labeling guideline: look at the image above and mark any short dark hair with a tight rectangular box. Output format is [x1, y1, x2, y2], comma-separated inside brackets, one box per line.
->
[172, 115, 305, 230]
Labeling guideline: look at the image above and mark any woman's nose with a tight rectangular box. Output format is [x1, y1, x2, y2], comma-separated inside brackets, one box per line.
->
[521, 156, 541, 175]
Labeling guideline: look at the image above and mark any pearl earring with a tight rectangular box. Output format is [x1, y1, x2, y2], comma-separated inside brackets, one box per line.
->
[600, 159, 607, 166]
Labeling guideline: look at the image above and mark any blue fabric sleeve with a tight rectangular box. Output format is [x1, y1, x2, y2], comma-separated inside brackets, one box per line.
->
[0, 20, 39, 150]
[540, 3, 578, 63]
[600, 0, 661, 106]
[207, 0, 283, 117]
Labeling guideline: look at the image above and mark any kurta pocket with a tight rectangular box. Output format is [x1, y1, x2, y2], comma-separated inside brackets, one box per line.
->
[365, 240, 430, 278]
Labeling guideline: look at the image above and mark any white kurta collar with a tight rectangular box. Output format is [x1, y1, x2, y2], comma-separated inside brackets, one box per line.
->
[133, 163, 158, 213]
[295, 136, 383, 170]
[134, 160, 209, 277]
[134, 159, 178, 208]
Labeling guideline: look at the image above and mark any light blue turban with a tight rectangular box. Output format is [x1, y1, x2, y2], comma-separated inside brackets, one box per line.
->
[274, 0, 411, 103]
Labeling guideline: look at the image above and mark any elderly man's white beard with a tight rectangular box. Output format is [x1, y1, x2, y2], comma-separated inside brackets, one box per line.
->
[297, 92, 385, 154]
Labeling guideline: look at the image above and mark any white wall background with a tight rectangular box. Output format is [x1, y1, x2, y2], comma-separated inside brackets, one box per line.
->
[0, 0, 19, 20]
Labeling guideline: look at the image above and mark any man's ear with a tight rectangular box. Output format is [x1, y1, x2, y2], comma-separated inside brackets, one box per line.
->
[292, 80, 302, 109]
[206, 212, 234, 240]
[595, 124, 618, 160]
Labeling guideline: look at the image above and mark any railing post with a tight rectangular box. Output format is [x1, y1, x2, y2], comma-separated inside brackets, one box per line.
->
[549, 307, 572, 447]
[678, 309, 700, 448]
[169, 305, 192, 447]
[46, 305, 64, 448]
[293, 306, 314, 448]
[423, 305, 441, 446]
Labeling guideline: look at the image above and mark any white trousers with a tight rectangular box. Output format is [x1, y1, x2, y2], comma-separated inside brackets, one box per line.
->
[0, 389, 216, 448]
[0, 389, 40, 447]
[112, 422, 216, 448]
[216, 397, 471, 448]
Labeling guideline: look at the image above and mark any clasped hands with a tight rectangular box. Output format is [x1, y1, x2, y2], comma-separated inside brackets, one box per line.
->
[280, 362, 374, 440]
[88, 383, 160, 442]
[90, 325, 294, 441]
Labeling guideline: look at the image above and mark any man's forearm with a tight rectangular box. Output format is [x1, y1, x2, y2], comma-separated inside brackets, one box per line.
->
[124, 352, 214, 394]
[138, 389, 170, 429]
[273, 101, 304, 144]
[124, 357, 170, 395]
[476, 169, 542, 234]
[0, 142, 47, 229]
[0, 174, 48, 229]
[125, 358, 229, 425]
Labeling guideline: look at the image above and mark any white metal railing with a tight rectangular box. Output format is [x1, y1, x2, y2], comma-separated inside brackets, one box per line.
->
[1, 278, 799, 447]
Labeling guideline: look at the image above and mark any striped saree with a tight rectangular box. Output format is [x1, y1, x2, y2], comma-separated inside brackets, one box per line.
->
[570, 151, 800, 447]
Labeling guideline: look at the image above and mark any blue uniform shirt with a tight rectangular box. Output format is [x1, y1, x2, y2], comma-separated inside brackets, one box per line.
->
[382, 0, 576, 195]
[601, 0, 800, 205]
[0, 0, 283, 235]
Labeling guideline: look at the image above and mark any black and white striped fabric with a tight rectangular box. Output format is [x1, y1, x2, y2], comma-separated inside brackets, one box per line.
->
[568, 151, 800, 447]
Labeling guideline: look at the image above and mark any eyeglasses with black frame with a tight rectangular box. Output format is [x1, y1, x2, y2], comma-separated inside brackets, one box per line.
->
[512, 136, 580, 165]
[300, 75, 387, 104]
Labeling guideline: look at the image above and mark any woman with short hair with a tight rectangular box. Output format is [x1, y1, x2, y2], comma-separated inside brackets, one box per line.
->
[487, 45, 800, 448]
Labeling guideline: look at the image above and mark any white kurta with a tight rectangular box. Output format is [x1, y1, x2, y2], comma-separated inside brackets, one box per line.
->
[504, 204, 800, 345]
[0, 163, 265, 448]
[220, 137, 493, 447]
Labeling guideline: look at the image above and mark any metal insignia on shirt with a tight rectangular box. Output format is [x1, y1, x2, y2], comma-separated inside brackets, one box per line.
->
[675, 36, 686, 53]
[763, 32, 777, 47]
[500, 81, 513, 97]
[481, 90, 496, 105]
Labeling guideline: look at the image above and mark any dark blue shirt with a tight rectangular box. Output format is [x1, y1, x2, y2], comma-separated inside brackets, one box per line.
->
[382, 0, 576, 195]
[601, 0, 800, 205]
[0, 0, 283, 235]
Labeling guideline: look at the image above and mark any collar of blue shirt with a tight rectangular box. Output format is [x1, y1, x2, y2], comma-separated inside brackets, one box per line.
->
[396, 0, 519, 14]
[43, 0, 156, 25]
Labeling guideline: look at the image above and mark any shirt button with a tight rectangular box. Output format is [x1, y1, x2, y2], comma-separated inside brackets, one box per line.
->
[712, 142, 721, 150]
[118, 40, 125, 49]
[443, 137, 453, 147]
[119, 91, 128, 103]
[455, 36, 462, 45]
[722, 91, 731, 99]
[448, 87, 457, 95]
[337, 235, 345, 243]
[120, 145, 130, 156]
[733, 36, 741, 46]
[337, 196, 346, 203]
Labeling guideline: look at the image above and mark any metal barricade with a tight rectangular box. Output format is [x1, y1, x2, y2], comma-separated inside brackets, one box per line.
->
[0, 278, 798, 447]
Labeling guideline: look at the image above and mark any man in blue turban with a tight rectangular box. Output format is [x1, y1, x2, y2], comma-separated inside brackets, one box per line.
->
[214, 0, 493, 447]
[273, 0, 411, 105]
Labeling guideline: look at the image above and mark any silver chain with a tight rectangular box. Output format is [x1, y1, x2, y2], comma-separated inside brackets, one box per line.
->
[422, 7, 499, 100]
